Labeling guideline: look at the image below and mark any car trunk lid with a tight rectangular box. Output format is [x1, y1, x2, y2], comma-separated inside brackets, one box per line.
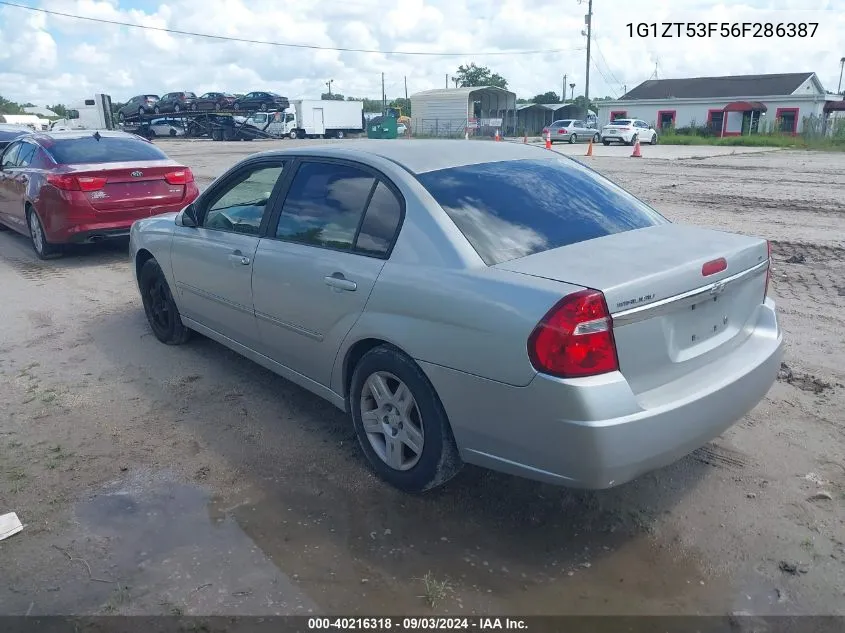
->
[63, 161, 189, 212]
[496, 224, 770, 394]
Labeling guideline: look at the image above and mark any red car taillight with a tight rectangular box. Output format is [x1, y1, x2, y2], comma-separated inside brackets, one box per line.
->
[528, 289, 619, 379]
[764, 240, 772, 299]
[164, 168, 194, 185]
[558, 129, 567, 134]
[47, 174, 107, 191]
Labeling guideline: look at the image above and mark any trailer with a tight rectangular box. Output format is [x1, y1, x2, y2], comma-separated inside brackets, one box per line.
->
[286, 100, 364, 139]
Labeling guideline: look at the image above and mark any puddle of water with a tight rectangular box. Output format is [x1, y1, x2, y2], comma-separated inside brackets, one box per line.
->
[72, 471, 316, 615]
[211, 478, 734, 615]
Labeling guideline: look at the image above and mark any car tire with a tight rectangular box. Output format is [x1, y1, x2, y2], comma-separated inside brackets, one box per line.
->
[233, 103, 240, 111]
[629, 134, 638, 146]
[215, 103, 221, 111]
[593, 133, 601, 142]
[336, 130, 345, 139]
[139, 258, 191, 345]
[148, 129, 157, 138]
[602, 140, 610, 146]
[169, 128, 177, 137]
[118, 112, 126, 123]
[569, 133, 577, 144]
[174, 104, 181, 113]
[651, 132, 658, 145]
[350, 345, 463, 493]
[289, 130, 298, 140]
[27, 207, 61, 260]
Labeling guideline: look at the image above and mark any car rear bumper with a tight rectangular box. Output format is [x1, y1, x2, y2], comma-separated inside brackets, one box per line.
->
[45, 200, 194, 244]
[421, 298, 782, 488]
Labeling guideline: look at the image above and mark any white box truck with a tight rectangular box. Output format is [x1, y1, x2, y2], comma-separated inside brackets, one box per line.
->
[286, 100, 364, 139]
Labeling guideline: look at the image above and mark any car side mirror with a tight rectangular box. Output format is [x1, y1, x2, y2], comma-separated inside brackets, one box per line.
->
[178, 204, 198, 228]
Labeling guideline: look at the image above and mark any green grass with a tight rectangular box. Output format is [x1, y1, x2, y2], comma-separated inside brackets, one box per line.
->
[657, 132, 845, 150]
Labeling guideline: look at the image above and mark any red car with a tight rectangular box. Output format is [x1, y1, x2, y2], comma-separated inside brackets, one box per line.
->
[0, 130, 199, 259]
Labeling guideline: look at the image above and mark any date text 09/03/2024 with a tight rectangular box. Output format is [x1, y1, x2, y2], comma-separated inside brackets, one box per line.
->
[626, 22, 818, 38]
[307, 617, 528, 630]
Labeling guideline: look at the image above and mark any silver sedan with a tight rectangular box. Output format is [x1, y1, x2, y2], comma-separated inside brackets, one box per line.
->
[543, 119, 601, 144]
[129, 140, 783, 493]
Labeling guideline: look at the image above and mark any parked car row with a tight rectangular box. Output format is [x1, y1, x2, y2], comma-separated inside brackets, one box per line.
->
[116, 91, 291, 122]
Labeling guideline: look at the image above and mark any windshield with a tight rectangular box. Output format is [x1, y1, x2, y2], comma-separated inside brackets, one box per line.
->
[417, 158, 667, 266]
[45, 135, 169, 164]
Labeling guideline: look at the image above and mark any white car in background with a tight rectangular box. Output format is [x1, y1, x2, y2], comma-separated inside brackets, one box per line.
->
[601, 118, 657, 146]
[148, 118, 186, 137]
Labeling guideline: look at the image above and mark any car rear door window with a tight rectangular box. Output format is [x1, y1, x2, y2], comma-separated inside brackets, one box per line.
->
[203, 163, 286, 235]
[355, 181, 402, 257]
[46, 136, 168, 164]
[16, 141, 38, 167]
[275, 162, 375, 251]
[417, 157, 668, 266]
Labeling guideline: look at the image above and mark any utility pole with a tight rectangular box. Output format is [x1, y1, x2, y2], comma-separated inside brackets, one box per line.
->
[570, 83, 576, 102]
[381, 73, 386, 114]
[839, 57, 845, 95]
[404, 76, 408, 101]
[325, 79, 333, 96]
[446, 73, 448, 89]
[562, 74, 566, 102]
[583, 0, 593, 105]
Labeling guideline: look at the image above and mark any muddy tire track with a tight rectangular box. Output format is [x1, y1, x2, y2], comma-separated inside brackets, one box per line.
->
[692, 444, 752, 471]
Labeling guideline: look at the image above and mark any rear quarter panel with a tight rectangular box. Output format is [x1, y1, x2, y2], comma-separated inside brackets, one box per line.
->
[341, 264, 583, 389]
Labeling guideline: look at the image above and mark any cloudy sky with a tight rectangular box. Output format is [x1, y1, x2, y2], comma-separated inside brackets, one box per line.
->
[0, 0, 843, 107]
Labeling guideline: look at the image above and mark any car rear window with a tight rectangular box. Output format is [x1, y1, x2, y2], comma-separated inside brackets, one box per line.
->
[46, 136, 169, 164]
[417, 158, 668, 265]
[608, 120, 632, 126]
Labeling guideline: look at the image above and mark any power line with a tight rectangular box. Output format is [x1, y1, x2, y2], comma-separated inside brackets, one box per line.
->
[0, 1, 585, 57]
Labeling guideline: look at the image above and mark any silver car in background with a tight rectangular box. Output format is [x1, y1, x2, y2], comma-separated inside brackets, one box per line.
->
[129, 140, 782, 493]
[543, 119, 601, 144]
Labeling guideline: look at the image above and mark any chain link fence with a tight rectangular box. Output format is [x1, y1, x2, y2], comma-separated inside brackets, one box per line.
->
[409, 119, 512, 139]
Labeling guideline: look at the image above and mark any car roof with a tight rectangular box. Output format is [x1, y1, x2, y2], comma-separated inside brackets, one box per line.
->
[249, 139, 564, 174]
[27, 130, 148, 143]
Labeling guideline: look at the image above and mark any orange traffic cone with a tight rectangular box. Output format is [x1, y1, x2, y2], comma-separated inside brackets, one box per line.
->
[494, 129, 501, 142]
[544, 131, 552, 150]
[631, 138, 642, 158]
[585, 139, 593, 157]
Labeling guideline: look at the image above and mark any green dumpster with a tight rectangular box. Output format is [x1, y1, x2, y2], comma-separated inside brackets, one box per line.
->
[367, 116, 398, 139]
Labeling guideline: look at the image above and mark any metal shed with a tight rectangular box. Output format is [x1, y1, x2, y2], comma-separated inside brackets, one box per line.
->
[516, 103, 590, 135]
[410, 86, 517, 138]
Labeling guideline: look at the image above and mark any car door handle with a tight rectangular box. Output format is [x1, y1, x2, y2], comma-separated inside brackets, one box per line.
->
[324, 273, 357, 292]
[229, 250, 251, 266]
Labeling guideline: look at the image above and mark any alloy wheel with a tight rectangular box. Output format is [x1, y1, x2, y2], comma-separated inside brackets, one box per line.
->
[360, 371, 424, 471]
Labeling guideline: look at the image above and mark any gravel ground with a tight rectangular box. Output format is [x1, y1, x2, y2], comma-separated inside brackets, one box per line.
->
[0, 139, 843, 617]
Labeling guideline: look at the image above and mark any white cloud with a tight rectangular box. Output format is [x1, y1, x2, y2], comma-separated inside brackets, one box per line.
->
[0, 0, 842, 107]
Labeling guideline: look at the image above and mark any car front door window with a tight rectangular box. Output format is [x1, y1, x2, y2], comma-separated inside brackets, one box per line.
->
[1, 143, 21, 169]
[16, 142, 37, 167]
[203, 165, 286, 236]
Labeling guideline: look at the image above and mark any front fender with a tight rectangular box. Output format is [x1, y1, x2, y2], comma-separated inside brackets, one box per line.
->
[130, 212, 179, 289]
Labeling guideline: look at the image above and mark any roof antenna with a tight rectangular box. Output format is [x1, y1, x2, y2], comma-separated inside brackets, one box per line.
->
[93, 131, 101, 141]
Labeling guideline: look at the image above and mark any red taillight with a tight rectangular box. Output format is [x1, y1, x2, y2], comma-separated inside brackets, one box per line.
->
[701, 257, 727, 276]
[47, 174, 107, 191]
[164, 168, 194, 185]
[558, 129, 567, 134]
[528, 289, 619, 379]
[764, 240, 772, 299]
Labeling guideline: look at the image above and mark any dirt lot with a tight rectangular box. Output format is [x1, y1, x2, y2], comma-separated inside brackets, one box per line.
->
[1, 139, 843, 617]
